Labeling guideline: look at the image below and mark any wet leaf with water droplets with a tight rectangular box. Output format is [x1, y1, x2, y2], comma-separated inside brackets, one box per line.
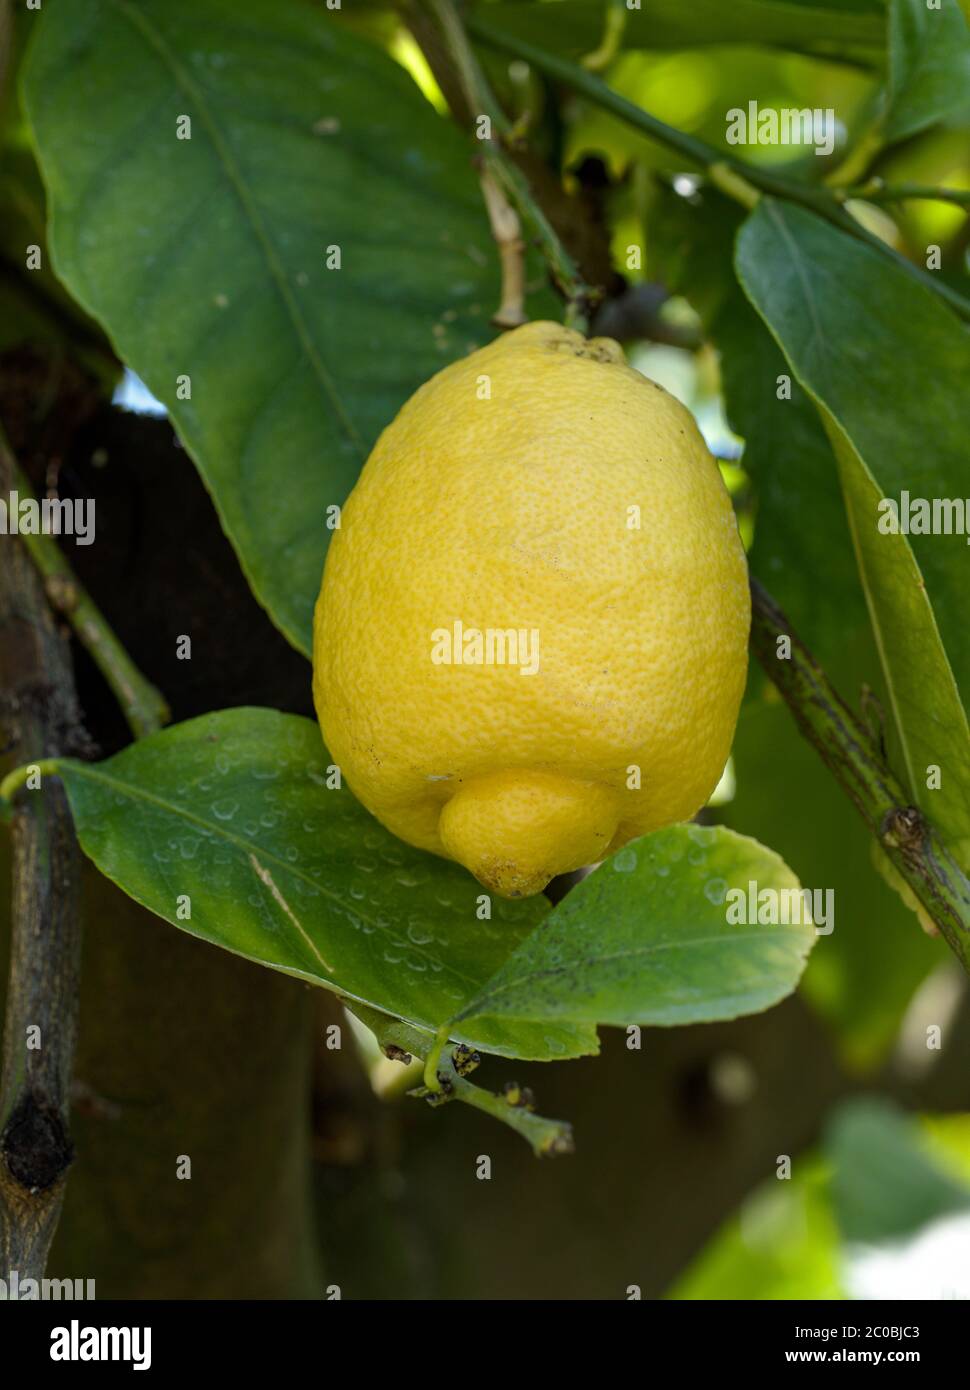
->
[452, 825, 816, 1030]
[52, 707, 597, 1062]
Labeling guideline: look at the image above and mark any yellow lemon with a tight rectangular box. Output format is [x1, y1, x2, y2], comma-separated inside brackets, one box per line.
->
[313, 321, 749, 898]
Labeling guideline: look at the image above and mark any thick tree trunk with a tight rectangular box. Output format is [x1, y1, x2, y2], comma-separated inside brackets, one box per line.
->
[47, 870, 322, 1299]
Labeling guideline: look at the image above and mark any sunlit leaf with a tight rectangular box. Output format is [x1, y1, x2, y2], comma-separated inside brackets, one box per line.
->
[23, 0, 527, 654]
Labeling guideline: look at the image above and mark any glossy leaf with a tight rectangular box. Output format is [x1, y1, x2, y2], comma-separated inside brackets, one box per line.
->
[50, 708, 597, 1062]
[452, 825, 815, 1031]
[648, 189, 955, 1055]
[736, 200, 970, 863]
[886, 0, 970, 142]
[23, 0, 518, 655]
[713, 287, 943, 1067]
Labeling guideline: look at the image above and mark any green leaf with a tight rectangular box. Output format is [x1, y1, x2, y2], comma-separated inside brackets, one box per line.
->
[713, 288, 943, 1067]
[23, 0, 517, 655]
[886, 0, 970, 142]
[714, 289, 867, 681]
[735, 200, 970, 864]
[475, 0, 885, 59]
[827, 1098, 970, 1243]
[344, 999, 432, 1063]
[452, 825, 815, 1031]
[669, 1158, 843, 1300]
[673, 1101, 970, 1300]
[0, 16, 115, 373]
[50, 708, 597, 1063]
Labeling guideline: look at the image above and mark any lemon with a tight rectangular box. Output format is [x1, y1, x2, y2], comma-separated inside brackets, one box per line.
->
[313, 321, 749, 898]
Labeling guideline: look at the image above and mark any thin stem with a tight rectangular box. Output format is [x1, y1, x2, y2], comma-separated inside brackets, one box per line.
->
[422, 1023, 451, 1092]
[836, 180, 970, 209]
[351, 1001, 575, 1155]
[427, 0, 509, 135]
[466, 14, 970, 323]
[0, 426, 170, 739]
[581, 0, 627, 73]
[478, 164, 528, 327]
[708, 161, 761, 211]
[486, 153, 592, 325]
[413, 1050, 573, 1156]
[1, 760, 61, 809]
[750, 577, 970, 974]
[422, 0, 594, 327]
[441, 1072, 574, 1157]
[469, 13, 718, 167]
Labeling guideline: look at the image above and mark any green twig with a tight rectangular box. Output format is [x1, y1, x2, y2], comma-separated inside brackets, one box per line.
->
[348, 1002, 575, 1156]
[413, 1051, 574, 1157]
[469, 12, 717, 167]
[750, 578, 970, 975]
[835, 180, 970, 209]
[708, 161, 761, 211]
[427, 0, 509, 135]
[429, 1071, 574, 1157]
[423, 0, 594, 330]
[0, 426, 170, 740]
[0, 759, 61, 809]
[465, 14, 970, 323]
[581, 0, 627, 73]
[422, 1023, 451, 1092]
[486, 153, 592, 317]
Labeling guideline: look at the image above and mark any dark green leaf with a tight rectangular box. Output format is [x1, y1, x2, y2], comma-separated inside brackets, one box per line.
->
[23, 0, 521, 654]
[886, 0, 970, 142]
[453, 825, 815, 1030]
[827, 1098, 970, 1243]
[52, 708, 597, 1063]
[736, 200, 970, 864]
[713, 288, 943, 1066]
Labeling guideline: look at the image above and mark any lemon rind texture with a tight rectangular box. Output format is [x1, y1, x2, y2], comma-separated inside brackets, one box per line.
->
[313, 322, 750, 897]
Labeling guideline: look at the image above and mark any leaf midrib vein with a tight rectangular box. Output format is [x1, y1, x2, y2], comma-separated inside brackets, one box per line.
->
[63, 760, 481, 989]
[459, 927, 811, 1019]
[110, 0, 365, 456]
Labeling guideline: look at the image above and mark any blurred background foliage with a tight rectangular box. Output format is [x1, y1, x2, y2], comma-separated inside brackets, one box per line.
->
[2, 0, 968, 1299]
[674, 1100, 970, 1299]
